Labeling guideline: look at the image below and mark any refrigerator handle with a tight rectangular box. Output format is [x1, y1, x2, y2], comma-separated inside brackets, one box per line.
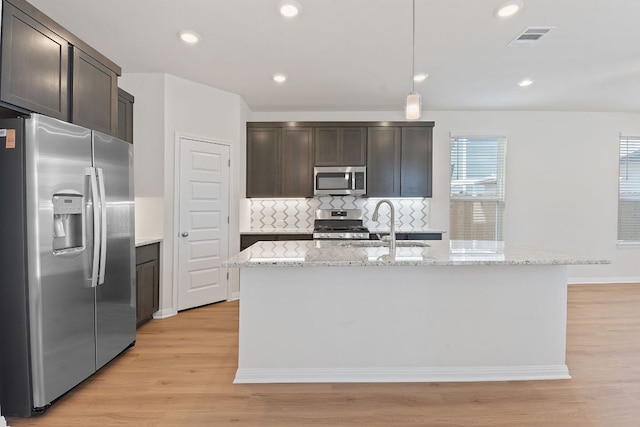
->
[86, 167, 100, 288]
[97, 167, 107, 285]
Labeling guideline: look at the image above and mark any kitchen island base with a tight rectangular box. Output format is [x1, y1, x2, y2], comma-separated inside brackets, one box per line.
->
[235, 264, 570, 384]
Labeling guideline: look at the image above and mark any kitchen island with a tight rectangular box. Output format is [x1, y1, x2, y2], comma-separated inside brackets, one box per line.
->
[223, 240, 609, 384]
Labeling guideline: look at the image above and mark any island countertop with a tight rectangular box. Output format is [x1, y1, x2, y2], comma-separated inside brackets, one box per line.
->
[223, 240, 611, 268]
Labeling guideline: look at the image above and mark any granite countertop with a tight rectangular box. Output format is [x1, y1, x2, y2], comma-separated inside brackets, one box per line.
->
[135, 238, 163, 247]
[241, 228, 314, 234]
[241, 228, 446, 235]
[223, 240, 611, 268]
[368, 228, 446, 234]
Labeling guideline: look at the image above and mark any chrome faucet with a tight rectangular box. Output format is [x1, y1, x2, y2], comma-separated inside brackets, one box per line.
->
[372, 199, 396, 252]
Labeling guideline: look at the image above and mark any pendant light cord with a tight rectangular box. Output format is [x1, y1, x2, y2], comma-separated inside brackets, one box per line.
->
[412, 0, 416, 93]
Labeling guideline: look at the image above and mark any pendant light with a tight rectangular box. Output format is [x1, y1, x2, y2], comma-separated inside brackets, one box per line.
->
[405, 0, 421, 120]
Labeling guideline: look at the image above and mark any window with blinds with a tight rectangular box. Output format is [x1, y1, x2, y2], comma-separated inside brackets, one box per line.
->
[450, 135, 507, 241]
[618, 135, 640, 243]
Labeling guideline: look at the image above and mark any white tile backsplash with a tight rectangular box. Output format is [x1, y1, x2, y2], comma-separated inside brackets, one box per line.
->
[248, 197, 430, 231]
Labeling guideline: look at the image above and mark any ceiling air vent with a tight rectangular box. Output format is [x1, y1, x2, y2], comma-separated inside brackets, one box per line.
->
[508, 27, 555, 46]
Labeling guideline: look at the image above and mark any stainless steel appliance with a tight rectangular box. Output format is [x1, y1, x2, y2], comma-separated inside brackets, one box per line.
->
[0, 114, 135, 416]
[312, 209, 370, 240]
[314, 166, 366, 196]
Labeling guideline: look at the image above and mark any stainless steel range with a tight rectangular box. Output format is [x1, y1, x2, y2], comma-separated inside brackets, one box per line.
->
[312, 209, 370, 240]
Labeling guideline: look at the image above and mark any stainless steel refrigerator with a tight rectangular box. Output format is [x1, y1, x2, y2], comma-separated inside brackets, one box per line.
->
[0, 114, 135, 416]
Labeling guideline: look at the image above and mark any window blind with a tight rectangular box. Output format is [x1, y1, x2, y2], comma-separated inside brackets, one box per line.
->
[618, 135, 640, 242]
[450, 136, 507, 241]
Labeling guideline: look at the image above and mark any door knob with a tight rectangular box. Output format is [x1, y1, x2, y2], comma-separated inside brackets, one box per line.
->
[181, 232, 189, 237]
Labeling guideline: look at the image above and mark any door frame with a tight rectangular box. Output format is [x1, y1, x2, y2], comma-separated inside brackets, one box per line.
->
[173, 133, 232, 311]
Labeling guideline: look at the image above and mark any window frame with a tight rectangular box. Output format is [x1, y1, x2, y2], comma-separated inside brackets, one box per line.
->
[449, 134, 507, 242]
[617, 134, 640, 245]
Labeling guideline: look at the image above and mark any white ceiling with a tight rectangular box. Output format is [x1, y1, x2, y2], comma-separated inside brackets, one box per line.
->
[29, 0, 640, 113]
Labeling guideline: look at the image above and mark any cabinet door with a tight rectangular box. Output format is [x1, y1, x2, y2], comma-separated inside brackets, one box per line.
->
[281, 127, 313, 197]
[117, 88, 134, 143]
[341, 127, 366, 165]
[315, 127, 366, 166]
[277, 234, 313, 241]
[136, 260, 158, 326]
[406, 233, 442, 240]
[247, 128, 281, 197]
[401, 127, 433, 197]
[0, 2, 69, 120]
[72, 47, 118, 135]
[314, 128, 340, 165]
[367, 127, 401, 197]
[136, 243, 159, 327]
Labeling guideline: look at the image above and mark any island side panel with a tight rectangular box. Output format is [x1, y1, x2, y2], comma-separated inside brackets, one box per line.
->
[236, 264, 569, 383]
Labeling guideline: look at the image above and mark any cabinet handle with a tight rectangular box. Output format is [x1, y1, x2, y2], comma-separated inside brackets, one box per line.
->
[181, 232, 189, 237]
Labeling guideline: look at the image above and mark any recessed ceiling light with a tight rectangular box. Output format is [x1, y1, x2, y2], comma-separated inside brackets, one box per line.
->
[495, 0, 523, 17]
[178, 30, 200, 44]
[279, 1, 301, 17]
[518, 78, 533, 87]
[273, 73, 287, 83]
[413, 73, 429, 82]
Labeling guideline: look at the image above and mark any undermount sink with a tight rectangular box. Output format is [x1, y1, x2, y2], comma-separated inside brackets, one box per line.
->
[338, 240, 431, 248]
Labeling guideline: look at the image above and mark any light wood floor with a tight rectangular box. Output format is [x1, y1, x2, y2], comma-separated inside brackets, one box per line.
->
[7, 284, 640, 427]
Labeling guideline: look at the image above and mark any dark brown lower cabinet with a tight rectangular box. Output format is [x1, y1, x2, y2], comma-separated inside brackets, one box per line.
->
[240, 234, 313, 251]
[136, 242, 160, 327]
[372, 233, 443, 240]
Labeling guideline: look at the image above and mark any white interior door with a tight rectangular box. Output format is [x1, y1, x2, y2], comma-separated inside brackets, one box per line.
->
[178, 137, 230, 311]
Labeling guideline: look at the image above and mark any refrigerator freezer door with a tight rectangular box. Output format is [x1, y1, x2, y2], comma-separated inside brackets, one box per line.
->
[92, 131, 136, 369]
[25, 115, 96, 408]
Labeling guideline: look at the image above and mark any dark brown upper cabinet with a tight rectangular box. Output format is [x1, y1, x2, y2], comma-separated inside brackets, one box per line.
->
[246, 126, 314, 198]
[246, 121, 433, 199]
[367, 125, 433, 197]
[314, 127, 366, 166]
[117, 88, 134, 143]
[0, 0, 122, 136]
[0, 1, 69, 120]
[367, 127, 401, 197]
[72, 47, 118, 135]
[247, 127, 281, 197]
[281, 127, 314, 197]
[401, 126, 433, 197]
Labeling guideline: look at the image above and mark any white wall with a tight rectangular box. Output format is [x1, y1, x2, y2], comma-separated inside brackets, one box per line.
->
[119, 73, 247, 315]
[252, 110, 640, 283]
[163, 74, 246, 309]
[118, 74, 165, 240]
[117, 71, 640, 311]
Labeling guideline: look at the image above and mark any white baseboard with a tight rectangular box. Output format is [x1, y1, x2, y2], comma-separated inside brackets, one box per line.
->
[228, 291, 240, 301]
[152, 308, 178, 319]
[234, 365, 571, 384]
[569, 277, 640, 285]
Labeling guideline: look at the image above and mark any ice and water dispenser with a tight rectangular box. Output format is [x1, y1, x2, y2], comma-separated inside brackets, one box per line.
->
[52, 194, 85, 253]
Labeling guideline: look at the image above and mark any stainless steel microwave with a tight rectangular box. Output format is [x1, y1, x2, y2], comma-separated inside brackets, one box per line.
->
[314, 166, 366, 196]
